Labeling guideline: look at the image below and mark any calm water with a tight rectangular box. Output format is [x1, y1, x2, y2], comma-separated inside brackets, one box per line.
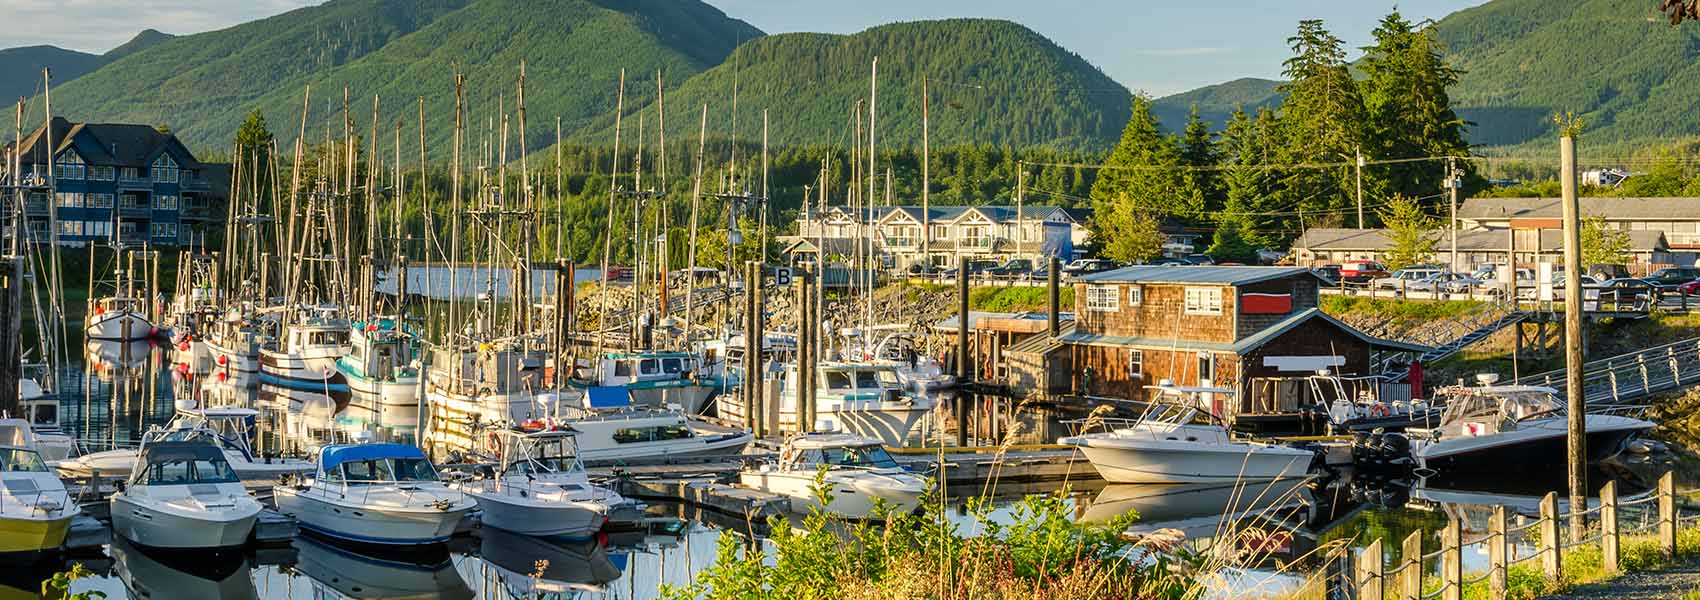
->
[29, 341, 1700, 599]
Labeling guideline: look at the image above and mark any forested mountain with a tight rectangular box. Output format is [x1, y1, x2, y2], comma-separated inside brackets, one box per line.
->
[0, 30, 174, 103]
[1151, 77, 1282, 133]
[581, 19, 1131, 152]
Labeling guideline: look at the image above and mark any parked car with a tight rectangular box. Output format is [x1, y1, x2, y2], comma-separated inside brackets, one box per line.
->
[1255, 248, 1288, 265]
[1339, 260, 1389, 284]
[986, 259, 1035, 278]
[941, 259, 1001, 278]
[1436, 273, 1489, 294]
[1596, 278, 1655, 300]
[1311, 264, 1343, 285]
[1373, 267, 1446, 291]
[907, 262, 943, 276]
[1679, 279, 1700, 296]
[1643, 267, 1700, 290]
[1182, 254, 1216, 265]
[1062, 259, 1121, 277]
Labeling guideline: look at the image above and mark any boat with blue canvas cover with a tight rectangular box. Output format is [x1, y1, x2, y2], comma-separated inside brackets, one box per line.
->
[272, 443, 474, 546]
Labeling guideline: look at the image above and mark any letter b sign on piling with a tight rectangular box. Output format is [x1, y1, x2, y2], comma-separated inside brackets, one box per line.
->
[774, 267, 793, 287]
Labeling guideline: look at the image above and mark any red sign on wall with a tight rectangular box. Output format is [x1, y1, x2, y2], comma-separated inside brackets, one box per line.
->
[1241, 292, 1293, 314]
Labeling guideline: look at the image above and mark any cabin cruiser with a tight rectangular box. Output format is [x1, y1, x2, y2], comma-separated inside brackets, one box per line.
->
[424, 342, 557, 454]
[259, 304, 352, 393]
[335, 319, 420, 407]
[589, 351, 717, 414]
[740, 432, 927, 518]
[841, 330, 956, 392]
[109, 441, 262, 549]
[57, 406, 313, 479]
[720, 362, 935, 446]
[552, 388, 751, 465]
[455, 428, 623, 538]
[0, 446, 78, 555]
[273, 443, 476, 545]
[1059, 386, 1317, 484]
[86, 295, 156, 341]
[1409, 384, 1654, 474]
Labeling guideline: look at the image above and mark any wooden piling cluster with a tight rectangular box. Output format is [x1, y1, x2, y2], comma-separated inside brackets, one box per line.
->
[1351, 472, 1685, 600]
[796, 267, 816, 433]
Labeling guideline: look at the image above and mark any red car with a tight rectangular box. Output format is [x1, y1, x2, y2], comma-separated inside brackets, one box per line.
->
[1678, 279, 1700, 296]
[1339, 260, 1388, 284]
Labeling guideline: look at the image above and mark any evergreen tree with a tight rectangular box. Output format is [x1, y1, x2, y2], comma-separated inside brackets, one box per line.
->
[233, 108, 276, 206]
[1378, 194, 1438, 270]
[1276, 20, 1366, 223]
[1089, 96, 1199, 261]
[1359, 11, 1470, 200]
[1179, 105, 1221, 212]
[1210, 107, 1281, 261]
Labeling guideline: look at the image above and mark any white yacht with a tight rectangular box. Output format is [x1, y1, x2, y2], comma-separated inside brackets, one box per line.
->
[0, 445, 78, 555]
[843, 330, 956, 392]
[455, 428, 623, 538]
[1410, 384, 1654, 474]
[273, 443, 475, 545]
[259, 305, 352, 393]
[336, 319, 419, 407]
[719, 362, 934, 446]
[740, 432, 927, 518]
[109, 441, 262, 549]
[57, 406, 313, 479]
[1060, 386, 1317, 484]
[554, 388, 751, 465]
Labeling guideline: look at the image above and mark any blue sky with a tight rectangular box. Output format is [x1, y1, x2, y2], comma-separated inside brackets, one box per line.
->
[2, 0, 1491, 97]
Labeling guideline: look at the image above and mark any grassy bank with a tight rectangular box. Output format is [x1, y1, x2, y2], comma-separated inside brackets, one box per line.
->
[903, 283, 1074, 313]
[1441, 527, 1700, 600]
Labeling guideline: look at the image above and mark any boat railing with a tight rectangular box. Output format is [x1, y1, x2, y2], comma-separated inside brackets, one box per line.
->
[1060, 416, 1146, 436]
[0, 485, 73, 515]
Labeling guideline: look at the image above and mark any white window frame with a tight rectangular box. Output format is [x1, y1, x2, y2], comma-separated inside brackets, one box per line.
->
[55, 153, 85, 180]
[152, 155, 179, 183]
[154, 194, 177, 210]
[1127, 285, 1143, 306]
[1184, 287, 1223, 315]
[1128, 349, 1143, 378]
[56, 220, 81, 236]
[1085, 285, 1119, 312]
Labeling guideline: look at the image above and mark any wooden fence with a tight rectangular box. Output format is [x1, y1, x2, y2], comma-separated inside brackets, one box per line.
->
[1349, 473, 1684, 600]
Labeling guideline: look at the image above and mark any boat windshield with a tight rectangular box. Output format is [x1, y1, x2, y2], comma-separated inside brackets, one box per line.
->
[1442, 388, 1563, 425]
[327, 457, 440, 484]
[1137, 402, 1211, 427]
[508, 437, 582, 474]
[0, 448, 46, 473]
[135, 456, 238, 485]
[798, 445, 900, 469]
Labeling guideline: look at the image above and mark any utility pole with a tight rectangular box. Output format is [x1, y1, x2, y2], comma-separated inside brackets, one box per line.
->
[1448, 157, 1460, 272]
[1560, 125, 1586, 544]
[1016, 164, 1026, 260]
[1355, 149, 1366, 229]
[921, 77, 931, 270]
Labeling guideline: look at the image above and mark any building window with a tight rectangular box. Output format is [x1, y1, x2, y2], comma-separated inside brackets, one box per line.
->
[54, 192, 83, 208]
[1184, 287, 1223, 315]
[56, 221, 81, 236]
[89, 165, 114, 181]
[930, 224, 948, 240]
[1085, 285, 1119, 312]
[54, 153, 85, 180]
[152, 155, 179, 183]
[85, 220, 112, 238]
[1127, 285, 1143, 306]
[150, 223, 176, 240]
[89, 193, 114, 208]
[154, 195, 177, 210]
[1128, 349, 1143, 378]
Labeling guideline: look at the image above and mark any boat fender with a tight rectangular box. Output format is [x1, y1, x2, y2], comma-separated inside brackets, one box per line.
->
[1369, 404, 1390, 418]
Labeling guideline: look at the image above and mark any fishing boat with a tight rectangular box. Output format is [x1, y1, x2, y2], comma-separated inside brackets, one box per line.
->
[587, 351, 717, 413]
[1409, 383, 1653, 474]
[424, 342, 560, 455]
[719, 361, 935, 446]
[203, 304, 269, 377]
[273, 443, 475, 546]
[1060, 386, 1317, 484]
[259, 304, 352, 393]
[697, 332, 797, 391]
[86, 295, 155, 341]
[842, 329, 956, 392]
[740, 432, 927, 518]
[57, 406, 313, 479]
[335, 318, 419, 407]
[455, 428, 623, 538]
[553, 387, 751, 465]
[0, 445, 78, 555]
[109, 441, 262, 549]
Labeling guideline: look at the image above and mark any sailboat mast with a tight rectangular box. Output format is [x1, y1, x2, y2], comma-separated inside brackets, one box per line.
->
[595, 70, 626, 372]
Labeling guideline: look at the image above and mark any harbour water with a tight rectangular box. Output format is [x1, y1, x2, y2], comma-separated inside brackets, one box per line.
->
[33, 342, 1700, 599]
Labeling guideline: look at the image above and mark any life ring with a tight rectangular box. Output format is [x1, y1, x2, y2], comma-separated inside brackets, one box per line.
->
[1368, 404, 1390, 418]
[484, 431, 502, 454]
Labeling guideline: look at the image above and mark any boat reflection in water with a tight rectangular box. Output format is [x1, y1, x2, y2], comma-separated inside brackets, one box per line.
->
[457, 527, 625, 597]
[110, 535, 256, 600]
[292, 533, 473, 600]
[1081, 478, 1316, 532]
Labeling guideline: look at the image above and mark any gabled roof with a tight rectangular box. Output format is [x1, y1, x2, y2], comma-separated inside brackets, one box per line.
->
[1082, 265, 1319, 286]
[1057, 308, 1428, 355]
[1459, 197, 1700, 221]
[806, 204, 1078, 225]
[1296, 228, 1668, 252]
[4, 116, 199, 169]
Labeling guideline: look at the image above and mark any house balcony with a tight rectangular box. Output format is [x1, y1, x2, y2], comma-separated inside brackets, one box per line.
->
[118, 204, 151, 217]
[180, 205, 214, 220]
[117, 176, 151, 188]
[183, 179, 211, 190]
[882, 236, 918, 249]
[24, 201, 48, 216]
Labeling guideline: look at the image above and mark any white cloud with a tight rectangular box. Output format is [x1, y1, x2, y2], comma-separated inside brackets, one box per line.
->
[1136, 46, 1234, 58]
[0, 0, 318, 53]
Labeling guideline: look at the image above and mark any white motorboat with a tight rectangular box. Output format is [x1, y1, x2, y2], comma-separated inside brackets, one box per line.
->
[720, 362, 935, 446]
[57, 406, 313, 479]
[336, 319, 420, 407]
[843, 330, 956, 392]
[109, 441, 262, 549]
[554, 388, 752, 465]
[85, 296, 155, 341]
[0, 446, 78, 555]
[1409, 384, 1653, 474]
[272, 443, 475, 545]
[1060, 386, 1316, 484]
[455, 428, 622, 538]
[740, 432, 927, 518]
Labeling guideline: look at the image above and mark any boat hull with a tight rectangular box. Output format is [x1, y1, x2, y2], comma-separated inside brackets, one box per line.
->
[273, 486, 469, 545]
[1417, 416, 1650, 473]
[260, 351, 349, 393]
[205, 337, 262, 375]
[465, 492, 605, 538]
[86, 311, 155, 341]
[109, 495, 259, 549]
[340, 366, 421, 407]
[1063, 437, 1315, 484]
[0, 513, 73, 554]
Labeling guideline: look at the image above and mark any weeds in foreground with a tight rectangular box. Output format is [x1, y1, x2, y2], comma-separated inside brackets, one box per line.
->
[1447, 526, 1700, 600]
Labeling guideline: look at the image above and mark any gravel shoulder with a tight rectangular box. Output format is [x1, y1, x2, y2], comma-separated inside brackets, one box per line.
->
[1540, 559, 1700, 599]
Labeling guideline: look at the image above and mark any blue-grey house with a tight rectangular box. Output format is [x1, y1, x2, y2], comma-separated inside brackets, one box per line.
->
[2, 117, 227, 247]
